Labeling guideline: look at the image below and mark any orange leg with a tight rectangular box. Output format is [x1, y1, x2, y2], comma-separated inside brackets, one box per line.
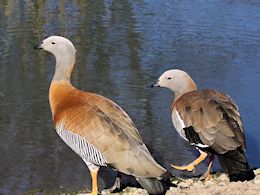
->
[78, 167, 99, 195]
[171, 149, 208, 172]
[200, 154, 215, 180]
[89, 169, 99, 195]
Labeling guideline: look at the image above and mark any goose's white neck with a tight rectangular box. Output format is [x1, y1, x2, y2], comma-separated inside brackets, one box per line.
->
[52, 53, 76, 82]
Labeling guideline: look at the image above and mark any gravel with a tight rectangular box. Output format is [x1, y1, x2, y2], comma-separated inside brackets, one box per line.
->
[100, 169, 260, 195]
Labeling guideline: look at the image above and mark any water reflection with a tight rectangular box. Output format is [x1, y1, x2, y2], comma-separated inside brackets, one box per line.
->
[0, 0, 259, 194]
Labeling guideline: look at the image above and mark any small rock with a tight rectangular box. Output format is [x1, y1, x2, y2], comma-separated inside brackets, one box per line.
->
[101, 190, 110, 195]
[254, 168, 260, 176]
[178, 179, 193, 188]
[171, 179, 179, 185]
[218, 181, 226, 186]
[193, 181, 203, 187]
[178, 182, 189, 188]
[121, 187, 149, 195]
[204, 180, 215, 186]
[178, 181, 190, 188]
[165, 187, 177, 195]
[168, 186, 177, 191]
[217, 173, 229, 182]
[254, 176, 260, 184]
[255, 174, 260, 179]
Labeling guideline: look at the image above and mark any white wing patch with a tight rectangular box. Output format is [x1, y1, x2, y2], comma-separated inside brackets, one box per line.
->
[191, 143, 209, 148]
[171, 110, 189, 141]
[56, 122, 107, 166]
[172, 111, 209, 148]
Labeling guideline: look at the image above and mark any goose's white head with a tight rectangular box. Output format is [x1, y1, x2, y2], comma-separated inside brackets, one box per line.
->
[34, 36, 76, 59]
[152, 69, 197, 99]
[35, 36, 77, 81]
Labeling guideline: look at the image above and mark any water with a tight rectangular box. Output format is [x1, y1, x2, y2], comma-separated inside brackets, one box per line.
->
[0, 0, 259, 194]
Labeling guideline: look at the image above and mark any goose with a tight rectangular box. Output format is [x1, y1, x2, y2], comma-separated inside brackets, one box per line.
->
[151, 69, 255, 181]
[34, 36, 170, 195]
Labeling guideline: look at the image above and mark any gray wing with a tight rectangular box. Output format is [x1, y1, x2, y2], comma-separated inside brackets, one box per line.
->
[175, 89, 245, 154]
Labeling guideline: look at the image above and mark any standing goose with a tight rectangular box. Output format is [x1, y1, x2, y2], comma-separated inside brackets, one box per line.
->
[152, 69, 255, 181]
[34, 36, 169, 195]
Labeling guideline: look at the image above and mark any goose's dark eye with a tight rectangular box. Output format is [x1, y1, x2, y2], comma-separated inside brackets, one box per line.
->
[167, 77, 172, 80]
[51, 42, 55, 45]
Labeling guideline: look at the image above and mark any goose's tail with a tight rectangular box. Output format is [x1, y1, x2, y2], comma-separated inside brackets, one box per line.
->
[137, 172, 173, 195]
[218, 148, 255, 182]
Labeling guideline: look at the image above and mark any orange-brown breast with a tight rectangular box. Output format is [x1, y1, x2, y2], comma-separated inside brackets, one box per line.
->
[49, 81, 109, 141]
[49, 81, 84, 125]
[49, 81, 141, 140]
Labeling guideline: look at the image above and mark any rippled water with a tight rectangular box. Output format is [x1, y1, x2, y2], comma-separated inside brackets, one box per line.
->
[0, 1, 259, 194]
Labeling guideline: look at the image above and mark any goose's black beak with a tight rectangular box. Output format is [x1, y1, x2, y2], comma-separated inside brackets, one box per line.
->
[33, 43, 43, 50]
[151, 81, 160, 88]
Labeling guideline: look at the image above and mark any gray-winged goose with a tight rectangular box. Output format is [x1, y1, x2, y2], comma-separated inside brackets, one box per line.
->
[34, 36, 171, 195]
[152, 69, 255, 181]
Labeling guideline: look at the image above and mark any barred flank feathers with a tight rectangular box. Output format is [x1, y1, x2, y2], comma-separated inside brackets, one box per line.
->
[56, 123, 107, 166]
[218, 148, 255, 182]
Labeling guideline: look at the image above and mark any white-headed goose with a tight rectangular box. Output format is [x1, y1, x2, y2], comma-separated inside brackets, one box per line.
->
[152, 69, 255, 181]
[34, 36, 171, 195]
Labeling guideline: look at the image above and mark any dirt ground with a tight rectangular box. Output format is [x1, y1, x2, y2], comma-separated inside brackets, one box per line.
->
[165, 169, 260, 195]
[100, 169, 260, 195]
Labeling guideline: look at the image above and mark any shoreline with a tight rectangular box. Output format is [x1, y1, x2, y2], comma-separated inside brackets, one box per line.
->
[101, 168, 260, 195]
[24, 169, 260, 195]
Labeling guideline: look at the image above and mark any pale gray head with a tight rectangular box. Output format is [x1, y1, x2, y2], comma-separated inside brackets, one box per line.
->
[151, 69, 198, 99]
[34, 36, 76, 58]
[34, 36, 77, 81]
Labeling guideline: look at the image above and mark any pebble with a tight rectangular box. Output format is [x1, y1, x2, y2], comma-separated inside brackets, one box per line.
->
[192, 181, 203, 187]
[178, 178, 194, 188]
[254, 169, 260, 176]
[204, 180, 215, 186]
[171, 179, 179, 185]
[217, 173, 229, 182]
[121, 187, 149, 195]
[254, 176, 260, 184]
[165, 187, 177, 195]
